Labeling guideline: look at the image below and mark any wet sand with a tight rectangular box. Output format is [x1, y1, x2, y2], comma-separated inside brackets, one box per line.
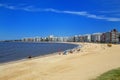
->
[0, 43, 120, 80]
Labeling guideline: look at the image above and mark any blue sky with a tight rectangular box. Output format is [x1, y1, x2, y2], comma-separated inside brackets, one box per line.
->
[0, 0, 120, 40]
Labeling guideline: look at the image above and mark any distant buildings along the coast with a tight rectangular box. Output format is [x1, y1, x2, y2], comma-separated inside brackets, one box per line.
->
[14, 29, 120, 44]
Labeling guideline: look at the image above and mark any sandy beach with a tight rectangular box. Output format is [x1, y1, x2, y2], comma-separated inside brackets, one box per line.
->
[0, 42, 120, 80]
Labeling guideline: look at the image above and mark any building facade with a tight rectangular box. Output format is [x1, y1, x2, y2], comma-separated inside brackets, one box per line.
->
[84, 34, 91, 42]
[91, 33, 102, 42]
[21, 29, 120, 43]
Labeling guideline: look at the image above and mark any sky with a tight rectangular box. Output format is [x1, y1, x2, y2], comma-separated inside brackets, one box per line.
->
[0, 0, 120, 40]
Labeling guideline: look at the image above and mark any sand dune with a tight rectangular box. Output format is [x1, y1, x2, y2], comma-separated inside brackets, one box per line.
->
[0, 43, 120, 80]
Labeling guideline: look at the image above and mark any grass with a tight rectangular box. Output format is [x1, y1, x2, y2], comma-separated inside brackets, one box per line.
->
[93, 68, 120, 80]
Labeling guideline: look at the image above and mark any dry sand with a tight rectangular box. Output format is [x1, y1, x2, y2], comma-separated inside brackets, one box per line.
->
[0, 43, 120, 80]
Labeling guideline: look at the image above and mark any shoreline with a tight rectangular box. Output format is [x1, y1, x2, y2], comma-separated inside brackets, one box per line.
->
[0, 42, 80, 65]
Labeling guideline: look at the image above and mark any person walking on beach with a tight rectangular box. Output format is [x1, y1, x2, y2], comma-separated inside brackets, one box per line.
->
[58, 48, 61, 55]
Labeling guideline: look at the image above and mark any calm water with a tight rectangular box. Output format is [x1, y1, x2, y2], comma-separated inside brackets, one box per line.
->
[0, 42, 78, 63]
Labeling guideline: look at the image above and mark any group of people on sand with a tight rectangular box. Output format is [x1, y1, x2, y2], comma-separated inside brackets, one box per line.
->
[27, 46, 82, 59]
[59, 46, 81, 55]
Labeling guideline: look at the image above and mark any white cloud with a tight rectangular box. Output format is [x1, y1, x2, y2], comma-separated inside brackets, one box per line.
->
[61, 10, 120, 21]
[0, 3, 120, 22]
[21, 6, 36, 11]
[0, 3, 17, 10]
[99, 10, 120, 14]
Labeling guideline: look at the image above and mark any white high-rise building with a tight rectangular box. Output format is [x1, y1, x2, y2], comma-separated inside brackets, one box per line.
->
[84, 34, 91, 42]
[48, 35, 54, 41]
[34, 36, 41, 42]
[91, 33, 102, 42]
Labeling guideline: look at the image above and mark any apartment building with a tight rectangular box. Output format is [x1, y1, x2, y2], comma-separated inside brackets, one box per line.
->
[91, 33, 102, 42]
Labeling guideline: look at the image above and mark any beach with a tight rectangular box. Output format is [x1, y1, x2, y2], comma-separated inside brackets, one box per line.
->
[0, 42, 120, 80]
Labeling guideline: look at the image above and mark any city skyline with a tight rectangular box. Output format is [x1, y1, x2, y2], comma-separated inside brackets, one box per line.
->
[0, 0, 120, 40]
[2, 29, 119, 44]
